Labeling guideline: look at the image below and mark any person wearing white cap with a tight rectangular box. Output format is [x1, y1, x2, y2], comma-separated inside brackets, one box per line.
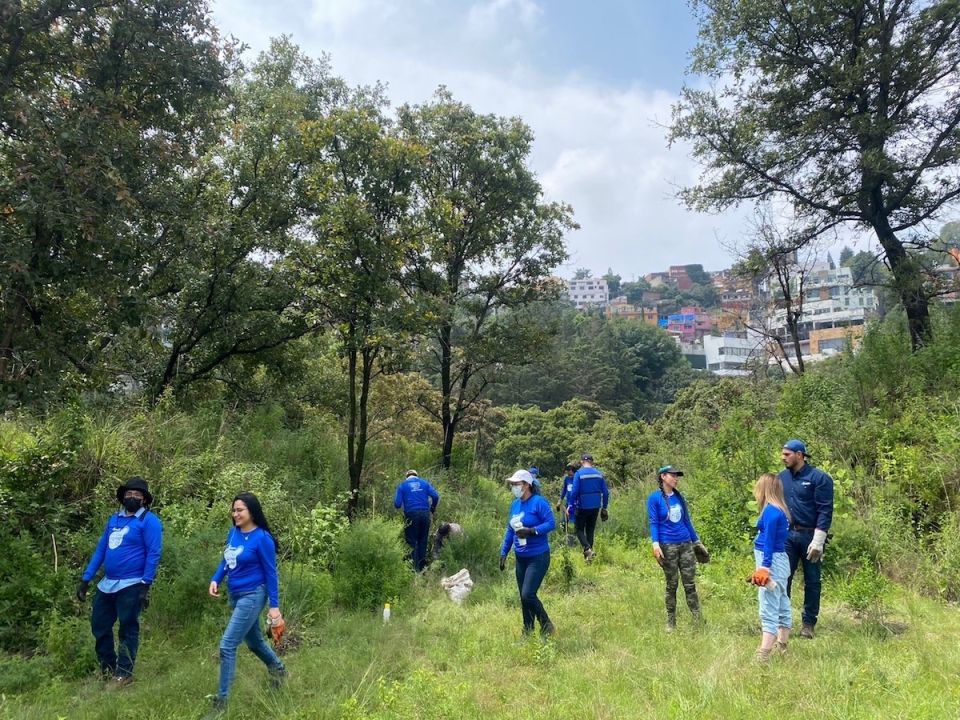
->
[499, 469, 557, 637]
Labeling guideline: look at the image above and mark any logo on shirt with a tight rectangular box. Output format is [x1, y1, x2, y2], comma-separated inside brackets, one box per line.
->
[224, 544, 244, 569]
[668, 503, 682, 523]
[108, 526, 130, 550]
[567, 483, 573, 492]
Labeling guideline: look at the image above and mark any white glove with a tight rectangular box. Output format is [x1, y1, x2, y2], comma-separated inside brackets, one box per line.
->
[806, 529, 827, 562]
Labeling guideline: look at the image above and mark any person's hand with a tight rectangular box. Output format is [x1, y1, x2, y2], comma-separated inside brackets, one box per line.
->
[565, 506, 571, 519]
[652, 543, 664, 568]
[750, 568, 771, 587]
[515, 527, 535, 539]
[208, 581, 220, 598]
[267, 612, 285, 647]
[600, 508, 609, 522]
[499, 555, 507, 572]
[555, 503, 561, 511]
[138, 584, 151, 611]
[806, 529, 827, 562]
[693, 541, 711, 564]
[76, 580, 89, 602]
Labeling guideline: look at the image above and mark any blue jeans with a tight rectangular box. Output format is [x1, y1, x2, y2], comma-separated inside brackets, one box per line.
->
[754, 550, 792, 634]
[91, 584, 142, 678]
[785, 529, 822, 626]
[515, 550, 551, 632]
[404, 511, 432, 572]
[218, 585, 284, 701]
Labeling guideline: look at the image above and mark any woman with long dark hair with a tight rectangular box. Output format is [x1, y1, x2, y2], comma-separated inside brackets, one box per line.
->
[207, 492, 286, 714]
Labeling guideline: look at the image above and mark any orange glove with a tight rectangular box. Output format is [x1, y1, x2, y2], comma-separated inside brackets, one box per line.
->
[750, 568, 770, 587]
[268, 616, 286, 647]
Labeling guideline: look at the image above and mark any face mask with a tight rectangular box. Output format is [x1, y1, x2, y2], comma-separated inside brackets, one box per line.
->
[123, 497, 143, 513]
[511, 485, 524, 499]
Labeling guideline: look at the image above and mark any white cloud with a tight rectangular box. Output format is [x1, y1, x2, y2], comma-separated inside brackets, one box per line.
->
[211, 0, 755, 277]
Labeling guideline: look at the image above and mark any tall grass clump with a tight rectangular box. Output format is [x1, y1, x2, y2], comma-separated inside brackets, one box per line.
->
[332, 517, 411, 610]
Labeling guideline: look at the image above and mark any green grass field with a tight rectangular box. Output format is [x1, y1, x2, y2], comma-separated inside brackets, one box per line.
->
[4, 541, 959, 720]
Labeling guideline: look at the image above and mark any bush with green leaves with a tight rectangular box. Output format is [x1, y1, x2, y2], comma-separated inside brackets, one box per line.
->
[332, 517, 411, 610]
[286, 498, 350, 570]
[42, 611, 97, 680]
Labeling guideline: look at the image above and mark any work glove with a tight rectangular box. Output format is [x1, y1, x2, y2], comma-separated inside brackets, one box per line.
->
[267, 615, 286, 648]
[76, 580, 89, 602]
[749, 568, 771, 587]
[515, 527, 535, 539]
[555, 503, 561, 512]
[693, 542, 710, 564]
[600, 508, 609, 522]
[806, 529, 827, 563]
[499, 555, 507, 572]
[138, 584, 151, 611]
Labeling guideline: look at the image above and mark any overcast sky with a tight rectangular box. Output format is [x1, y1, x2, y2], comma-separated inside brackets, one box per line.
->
[208, 0, 812, 279]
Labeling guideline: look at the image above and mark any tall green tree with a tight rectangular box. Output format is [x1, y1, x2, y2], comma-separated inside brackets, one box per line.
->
[297, 94, 422, 519]
[670, 0, 960, 349]
[398, 91, 575, 468]
[0, 0, 228, 397]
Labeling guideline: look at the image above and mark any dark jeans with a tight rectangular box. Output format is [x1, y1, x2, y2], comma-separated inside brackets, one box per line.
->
[404, 511, 432, 572]
[575, 508, 600, 551]
[515, 551, 551, 632]
[91, 584, 142, 678]
[785, 529, 822, 626]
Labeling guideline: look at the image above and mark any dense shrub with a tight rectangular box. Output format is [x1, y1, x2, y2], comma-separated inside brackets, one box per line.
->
[332, 517, 411, 610]
[43, 611, 96, 679]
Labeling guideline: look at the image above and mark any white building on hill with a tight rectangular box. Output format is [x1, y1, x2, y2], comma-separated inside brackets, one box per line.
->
[565, 277, 609, 309]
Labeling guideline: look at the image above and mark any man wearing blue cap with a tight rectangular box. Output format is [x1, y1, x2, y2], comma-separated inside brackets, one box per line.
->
[779, 439, 834, 639]
[568, 454, 609, 562]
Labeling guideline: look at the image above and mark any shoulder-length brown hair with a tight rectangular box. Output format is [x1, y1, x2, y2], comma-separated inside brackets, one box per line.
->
[754, 473, 791, 524]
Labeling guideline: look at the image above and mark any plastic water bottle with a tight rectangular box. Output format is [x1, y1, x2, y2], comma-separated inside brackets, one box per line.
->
[382, 603, 391, 623]
[511, 518, 526, 546]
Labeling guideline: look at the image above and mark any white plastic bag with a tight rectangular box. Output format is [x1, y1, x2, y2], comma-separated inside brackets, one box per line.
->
[440, 568, 474, 604]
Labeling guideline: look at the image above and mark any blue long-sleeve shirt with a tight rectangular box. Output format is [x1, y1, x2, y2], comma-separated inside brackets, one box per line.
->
[560, 475, 576, 521]
[647, 490, 699, 544]
[82, 509, 163, 586]
[394, 476, 439, 514]
[211, 526, 280, 607]
[754, 504, 789, 568]
[570, 467, 609, 511]
[779, 463, 834, 531]
[500, 494, 555, 557]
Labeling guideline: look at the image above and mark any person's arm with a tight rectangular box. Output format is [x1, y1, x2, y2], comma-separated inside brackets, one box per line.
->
[428, 483, 439, 512]
[140, 514, 163, 585]
[499, 523, 515, 557]
[570, 473, 581, 508]
[682, 498, 699, 544]
[814, 470, 835, 531]
[601, 477, 610, 509]
[532, 498, 556, 535]
[647, 495, 661, 545]
[211, 530, 230, 584]
[758, 508, 775, 569]
[259, 532, 280, 610]
[82, 522, 111, 582]
[393, 483, 404, 510]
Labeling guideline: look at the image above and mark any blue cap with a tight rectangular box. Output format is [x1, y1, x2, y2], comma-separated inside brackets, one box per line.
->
[528, 467, 539, 477]
[783, 439, 808, 455]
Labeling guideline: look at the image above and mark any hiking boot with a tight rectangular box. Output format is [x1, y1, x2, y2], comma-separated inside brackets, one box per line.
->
[202, 697, 227, 720]
[540, 621, 556, 638]
[665, 616, 676, 634]
[105, 675, 133, 691]
[800, 623, 815, 640]
[774, 640, 788, 656]
[583, 548, 594, 564]
[755, 646, 773, 663]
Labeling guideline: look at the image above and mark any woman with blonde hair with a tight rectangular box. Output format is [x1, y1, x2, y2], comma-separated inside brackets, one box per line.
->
[749, 473, 792, 662]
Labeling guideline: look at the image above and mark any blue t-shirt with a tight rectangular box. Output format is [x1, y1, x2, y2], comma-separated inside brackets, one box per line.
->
[754, 504, 789, 568]
[647, 491, 699, 544]
[779, 464, 834, 530]
[394, 476, 440, 514]
[500, 494, 556, 557]
[570, 467, 609, 511]
[82, 509, 163, 586]
[211, 526, 280, 607]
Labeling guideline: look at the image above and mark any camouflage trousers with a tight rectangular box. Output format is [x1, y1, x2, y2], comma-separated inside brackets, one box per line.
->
[661, 541, 701, 623]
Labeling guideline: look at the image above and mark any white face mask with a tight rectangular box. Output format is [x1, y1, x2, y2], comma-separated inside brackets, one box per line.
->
[510, 485, 524, 499]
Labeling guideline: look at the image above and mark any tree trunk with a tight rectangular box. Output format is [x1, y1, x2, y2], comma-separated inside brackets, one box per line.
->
[346, 342, 376, 522]
[439, 321, 454, 469]
[873, 219, 930, 350]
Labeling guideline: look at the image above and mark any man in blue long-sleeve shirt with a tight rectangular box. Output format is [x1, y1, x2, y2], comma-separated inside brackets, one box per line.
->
[568, 454, 609, 562]
[77, 477, 163, 688]
[394, 470, 439, 572]
[779, 439, 834, 639]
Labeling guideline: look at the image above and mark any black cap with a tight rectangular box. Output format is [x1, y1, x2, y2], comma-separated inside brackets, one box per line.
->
[116, 476, 153, 506]
[581, 454, 594, 462]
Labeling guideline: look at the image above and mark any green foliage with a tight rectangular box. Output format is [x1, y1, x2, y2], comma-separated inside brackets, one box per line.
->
[0, 655, 53, 694]
[42, 611, 97, 680]
[287, 499, 351, 570]
[927, 511, 960, 602]
[435, 512, 502, 579]
[332, 518, 411, 610]
[840, 559, 890, 622]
